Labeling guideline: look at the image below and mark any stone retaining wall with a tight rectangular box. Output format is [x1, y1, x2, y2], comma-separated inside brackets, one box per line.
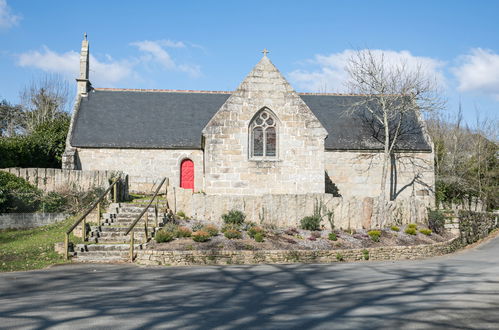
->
[0, 167, 115, 193]
[0, 213, 69, 230]
[135, 237, 462, 267]
[458, 210, 499, 245]
[168, 190, 432, 229]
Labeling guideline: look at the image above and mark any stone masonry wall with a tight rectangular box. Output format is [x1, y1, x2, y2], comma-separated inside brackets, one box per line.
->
[168, 191, 431, 230]
[0, 213, 69, 230]
[135, 237, 462, 267]
[0, 167, 114, 193]
[325, 150, 435, 201]
[202, 56, 328, 195]
[75, 148, 203, 193]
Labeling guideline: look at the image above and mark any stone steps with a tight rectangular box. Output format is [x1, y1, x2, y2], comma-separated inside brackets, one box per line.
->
[75, 243, 143, 252]
[72, 201, 171, 263]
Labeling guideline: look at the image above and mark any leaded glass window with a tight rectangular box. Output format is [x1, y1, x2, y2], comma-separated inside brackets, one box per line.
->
[250, 110, 277, 158]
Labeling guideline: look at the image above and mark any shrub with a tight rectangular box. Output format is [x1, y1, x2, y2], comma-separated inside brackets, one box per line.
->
[0, 171, 42, 213]
[336, 253, 344, 261]
[248, 226, 265, 239]
[408, 223, 418, 229]
[405, 227, 417, 235]
[40, 191, 68, 213]
[300, 215, 321, 231]
[191, 221, 204, 232]
[362, 249, 369, 260]
[176, 211, 187, 219]
[192, 230, 210, 242]
[367, 230, 381, 242]
[224, 228, 242, 239]
[328, 232, 337, 241]
[254, 232, 264, 242]
[202, 224, 219, 237]
[222, 210, 246, 226]
[155, 230, 175, 243]
[0, 116, 70, 168]
[391, 225, 400, 232]
[163, 223, 179, 233]
[176, 226, 192, 238]
[428, 209, 445, 234]
[419, 228, 432, 236]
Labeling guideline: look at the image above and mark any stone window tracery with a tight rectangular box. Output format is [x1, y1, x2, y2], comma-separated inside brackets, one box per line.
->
[250, 109, 277, 159]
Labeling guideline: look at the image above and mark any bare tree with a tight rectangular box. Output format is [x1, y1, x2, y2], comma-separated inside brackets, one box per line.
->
[345, 49, 444, 224]
[20, 74, 71, 133]
[0, 99, 24, 137]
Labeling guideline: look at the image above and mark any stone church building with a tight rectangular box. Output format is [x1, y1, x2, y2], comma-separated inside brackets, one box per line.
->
[63, 37, 434, 210]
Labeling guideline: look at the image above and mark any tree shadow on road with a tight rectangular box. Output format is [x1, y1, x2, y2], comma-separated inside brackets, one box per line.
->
[1, 259, 498, 329]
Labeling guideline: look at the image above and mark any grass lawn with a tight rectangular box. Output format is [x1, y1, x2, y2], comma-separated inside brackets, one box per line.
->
[0, 216, 81, 272]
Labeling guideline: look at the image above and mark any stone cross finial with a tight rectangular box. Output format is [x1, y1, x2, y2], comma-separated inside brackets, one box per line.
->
[84, 32, 87, 40]
[261, 48, 269, 57]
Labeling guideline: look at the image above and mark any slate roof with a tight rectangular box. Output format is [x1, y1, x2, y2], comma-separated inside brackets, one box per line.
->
[70, 89, 432, 151]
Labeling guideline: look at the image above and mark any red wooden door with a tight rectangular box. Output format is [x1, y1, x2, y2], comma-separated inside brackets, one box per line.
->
[180, 159, 194, 190]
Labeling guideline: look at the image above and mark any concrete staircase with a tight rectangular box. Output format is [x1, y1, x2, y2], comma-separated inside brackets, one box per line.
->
[72, 203, 167, 263]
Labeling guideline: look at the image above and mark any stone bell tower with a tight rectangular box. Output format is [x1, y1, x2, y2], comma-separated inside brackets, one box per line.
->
[62, 33, 92, 169]
[76, 33, 92, 96]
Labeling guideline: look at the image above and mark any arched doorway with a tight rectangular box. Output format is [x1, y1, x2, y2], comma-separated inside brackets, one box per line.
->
[180, 159, 194, 190]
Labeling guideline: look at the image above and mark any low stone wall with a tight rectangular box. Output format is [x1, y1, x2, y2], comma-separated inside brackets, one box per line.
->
[0, 213, 69, 230]
[135, 237, 462, 266]
[0, 167, 115, 193]
[167, 189, 432, 230]
[458, 210, 498, 245]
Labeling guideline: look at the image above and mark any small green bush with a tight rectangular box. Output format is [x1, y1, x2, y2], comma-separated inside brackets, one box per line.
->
[362, 249, 369, 260]
[39, 191, 68, 213]
[300, 215, 321, 231]
[336, 253, 344, 261]
[248, 226, 265, 239]
[391, 225, 400, 232]
[224, 228, 242, 239]
[192, 230, 210, 242]
[328, 232, 337, 241]
[176, 226, 192, 238]
[176, 211, 187, 219]
[0, 171, 42, 213]
[428, 209, 445, 234]
[254, 232, 264, 242]
[222, 210, 246, 225]
[191, 222, 204, 232]
[405, 227, 417, 235]
[368, 230, 381, 242]
[419, 228, 432, 236]
[155, 230, 175, 243]
[202, 224, 219, 237]
[163, 223, 179, 233]
[408, 223, 418, 229]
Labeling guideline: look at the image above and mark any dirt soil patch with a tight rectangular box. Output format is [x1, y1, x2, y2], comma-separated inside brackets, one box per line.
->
[148, 220, 455, 252]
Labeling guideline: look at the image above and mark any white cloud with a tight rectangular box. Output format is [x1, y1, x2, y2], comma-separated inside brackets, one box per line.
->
[131, 40, 200, 77]
[289, 49, 445, 93]
[0, 0, 21, 29]
[452, 48, 499, 100]
[17, 46, 134, 86]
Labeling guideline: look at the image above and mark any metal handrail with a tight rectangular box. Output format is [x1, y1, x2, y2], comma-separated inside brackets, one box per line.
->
[64, 178, 121, 259]
[126, 177, 167, 262]
[125, 177, 166, 236]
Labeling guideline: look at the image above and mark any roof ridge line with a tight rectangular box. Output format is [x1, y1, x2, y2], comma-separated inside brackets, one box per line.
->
[93, 88, 233, 94]
[94, 88, 371, 96]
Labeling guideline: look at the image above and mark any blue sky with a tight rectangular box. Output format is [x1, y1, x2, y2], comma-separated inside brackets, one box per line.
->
[1, 0, 498, 126]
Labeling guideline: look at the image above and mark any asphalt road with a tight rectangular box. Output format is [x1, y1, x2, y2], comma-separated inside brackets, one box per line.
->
[1, 237, 498, 330]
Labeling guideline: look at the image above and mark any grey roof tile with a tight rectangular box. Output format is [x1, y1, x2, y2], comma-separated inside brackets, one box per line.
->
[70, 90, 431, 151]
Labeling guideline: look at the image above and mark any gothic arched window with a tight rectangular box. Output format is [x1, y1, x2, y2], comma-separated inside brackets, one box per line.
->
[250, 109, 277, 159]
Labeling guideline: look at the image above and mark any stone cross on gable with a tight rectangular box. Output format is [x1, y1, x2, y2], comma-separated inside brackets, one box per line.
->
[261, 48, 269, 57]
